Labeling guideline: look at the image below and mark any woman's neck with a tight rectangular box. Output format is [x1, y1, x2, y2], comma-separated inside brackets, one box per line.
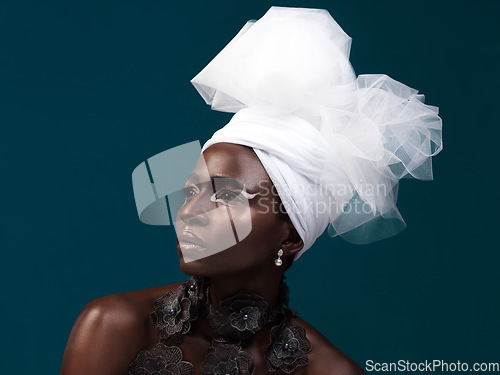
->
[207, 269, 284, 305]
[193, 271, 286, 344]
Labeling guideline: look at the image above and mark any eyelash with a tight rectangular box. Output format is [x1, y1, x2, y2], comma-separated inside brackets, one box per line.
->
[182, 186, 259, 206]
[210, 190, 239, 205]
[182, 186, 241, 204]
[183, 186, 199, 201]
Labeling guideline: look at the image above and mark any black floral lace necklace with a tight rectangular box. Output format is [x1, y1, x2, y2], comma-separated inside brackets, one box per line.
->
[129, 276, 312, 375]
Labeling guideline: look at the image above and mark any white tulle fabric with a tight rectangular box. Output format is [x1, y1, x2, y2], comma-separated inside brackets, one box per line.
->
[193, 6, 443, 260]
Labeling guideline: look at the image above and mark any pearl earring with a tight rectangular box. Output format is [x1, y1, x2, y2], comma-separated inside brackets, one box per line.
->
[275, 249, 284, 266]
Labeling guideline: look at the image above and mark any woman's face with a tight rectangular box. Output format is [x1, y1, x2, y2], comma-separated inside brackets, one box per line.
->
[175, 142, 292, 277]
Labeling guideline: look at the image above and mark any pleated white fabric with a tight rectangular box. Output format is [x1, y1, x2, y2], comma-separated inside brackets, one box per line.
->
[192, 6, 443, 260]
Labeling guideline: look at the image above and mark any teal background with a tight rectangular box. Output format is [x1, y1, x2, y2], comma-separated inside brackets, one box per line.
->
[1, 0, 499, 373]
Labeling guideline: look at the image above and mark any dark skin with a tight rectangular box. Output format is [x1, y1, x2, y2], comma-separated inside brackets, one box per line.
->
[60, 143, 365, 375]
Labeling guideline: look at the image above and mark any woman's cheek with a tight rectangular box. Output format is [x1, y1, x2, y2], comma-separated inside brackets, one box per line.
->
[254, 197, 270, 215]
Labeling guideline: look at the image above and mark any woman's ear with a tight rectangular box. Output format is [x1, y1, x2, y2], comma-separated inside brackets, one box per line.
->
[281, 224, 304, 258]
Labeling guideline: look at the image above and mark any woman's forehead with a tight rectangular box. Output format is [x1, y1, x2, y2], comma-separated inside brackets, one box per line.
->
[195, 143, 273, 191]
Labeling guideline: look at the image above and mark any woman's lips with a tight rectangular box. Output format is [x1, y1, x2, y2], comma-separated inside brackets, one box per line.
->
[177, 230, 207, 252]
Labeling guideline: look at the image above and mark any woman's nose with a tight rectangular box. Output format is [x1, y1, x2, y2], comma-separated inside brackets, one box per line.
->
[177, 188, 216, 226]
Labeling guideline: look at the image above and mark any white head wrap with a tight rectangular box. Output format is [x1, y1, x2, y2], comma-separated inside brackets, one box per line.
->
[192, 6, 443, 260]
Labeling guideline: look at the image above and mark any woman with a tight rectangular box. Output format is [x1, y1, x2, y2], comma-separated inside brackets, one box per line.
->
[61, 141, 363, 375]
[61, 6, 442, 375]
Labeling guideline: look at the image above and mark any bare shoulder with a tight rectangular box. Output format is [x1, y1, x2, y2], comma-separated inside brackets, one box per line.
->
[60, 281, 186, 375]
[290, 316, 365, 375]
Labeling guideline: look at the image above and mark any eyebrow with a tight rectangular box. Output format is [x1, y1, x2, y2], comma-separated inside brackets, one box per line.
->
[185, 173, 246, 190]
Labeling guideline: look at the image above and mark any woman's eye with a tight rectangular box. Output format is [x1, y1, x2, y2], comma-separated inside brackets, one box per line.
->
[210, 190, 239, 205]
[183, 186, 257, 206]
[183, 186, 199, 200]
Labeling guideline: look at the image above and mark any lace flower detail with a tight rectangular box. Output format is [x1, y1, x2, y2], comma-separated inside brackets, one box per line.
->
[128, 343, 194, 375]
[229, 306, 260, 331]
[186, 276, 207, 314]
[208, 294, 270, 346]
[266, 324, 312, 374]
[200, 343, 254, 375]
[151, 277, 204, 343]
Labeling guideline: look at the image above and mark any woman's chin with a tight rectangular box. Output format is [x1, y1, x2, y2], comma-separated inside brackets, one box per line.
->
[178, 253, 210, 277]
